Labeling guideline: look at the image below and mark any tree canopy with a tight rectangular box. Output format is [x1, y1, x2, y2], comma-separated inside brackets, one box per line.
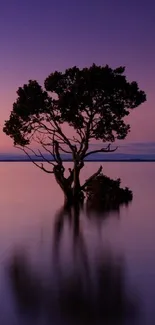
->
[4, 65, 146, 148]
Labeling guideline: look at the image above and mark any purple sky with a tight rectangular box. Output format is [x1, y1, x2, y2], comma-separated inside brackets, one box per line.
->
[0, 0, 155, 151]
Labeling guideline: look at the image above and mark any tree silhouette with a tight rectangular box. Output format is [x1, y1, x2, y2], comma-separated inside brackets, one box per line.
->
[3, 64, 146, 206]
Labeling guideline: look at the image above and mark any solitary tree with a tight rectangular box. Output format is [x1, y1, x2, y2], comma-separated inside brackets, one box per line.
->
[3, 64, 146, 206]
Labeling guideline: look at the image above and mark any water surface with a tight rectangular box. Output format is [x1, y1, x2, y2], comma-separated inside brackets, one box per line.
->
[0, 162, 155, 324]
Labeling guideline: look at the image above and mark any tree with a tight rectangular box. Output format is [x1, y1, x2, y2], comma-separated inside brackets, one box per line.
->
[3, 64, 146, 206]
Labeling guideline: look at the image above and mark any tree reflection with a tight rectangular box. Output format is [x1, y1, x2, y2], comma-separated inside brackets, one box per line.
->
[8, 204, 139, 325]
[9, 253, 42, 318]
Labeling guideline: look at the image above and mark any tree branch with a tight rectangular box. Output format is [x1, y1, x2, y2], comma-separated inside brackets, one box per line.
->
[37, 138, 55, 159]
[51, 117, 75, 152]
[84, 144, 118, 159]
[58, 145, 72, 154]
[38, 149, 55, 166]
[48, 133, 66, 144]
[81, 165, 103, 190]
[38, 121, 56, 135]
[16, 146, 54, 173]
[80, 112, 94, 158]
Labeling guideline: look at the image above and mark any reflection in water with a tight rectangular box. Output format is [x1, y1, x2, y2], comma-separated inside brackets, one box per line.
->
[86, 192, 132, 224]
[8, 205, 139, 325]
[9, 253, 42, 317]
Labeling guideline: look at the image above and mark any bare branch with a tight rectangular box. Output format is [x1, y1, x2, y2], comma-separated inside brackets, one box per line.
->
[84, 144, 118, 159]
[48, 131, 65, 143]
[51, 117, 74, 152]
[73, 136, 81, 144]
[80, 113, 94, 158]
[15, 146, 54, 173]
[58, 145, 72, 154]
[38, 149, 55, 166]
[81, 166, 103, 190]
[20, 146, 41, 158]
[35, 136, 56, 162]
[42, 143, 55, 157]
[28, 112, 75, 156]
[77, 128, 85, 140]
[48, 134, 65, 144]
[38, 122, 55, 134]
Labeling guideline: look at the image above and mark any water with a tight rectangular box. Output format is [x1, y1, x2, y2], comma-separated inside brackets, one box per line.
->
[0, 162, 155, 324]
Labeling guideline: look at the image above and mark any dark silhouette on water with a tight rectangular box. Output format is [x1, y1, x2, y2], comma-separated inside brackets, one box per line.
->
[8, 203, 139, 325]
[3, 64, 146, 207]
[86, 173, 133, 213]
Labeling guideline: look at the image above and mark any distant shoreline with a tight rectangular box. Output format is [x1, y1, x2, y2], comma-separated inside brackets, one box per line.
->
[0, 159, 155, 163]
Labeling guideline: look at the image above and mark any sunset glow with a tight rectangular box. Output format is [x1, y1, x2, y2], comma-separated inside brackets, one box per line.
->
[0, 0, 154, 153]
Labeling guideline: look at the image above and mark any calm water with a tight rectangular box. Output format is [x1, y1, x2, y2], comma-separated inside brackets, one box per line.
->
[0, 162, 155, 325]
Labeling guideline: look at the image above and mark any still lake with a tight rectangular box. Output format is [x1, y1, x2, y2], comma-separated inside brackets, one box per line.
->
[0, 162, 155, 325]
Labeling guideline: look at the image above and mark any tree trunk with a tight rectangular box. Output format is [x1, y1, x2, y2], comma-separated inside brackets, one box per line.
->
[73, 165, 81, 201]
[64, 188, 74, 208]
[72, 163, 85, 206]
[64, 187, 84, 208]
[53, 164, 84, 208]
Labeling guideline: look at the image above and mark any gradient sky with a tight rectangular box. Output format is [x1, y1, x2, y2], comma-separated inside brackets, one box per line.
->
[0, 0, 155, 152]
